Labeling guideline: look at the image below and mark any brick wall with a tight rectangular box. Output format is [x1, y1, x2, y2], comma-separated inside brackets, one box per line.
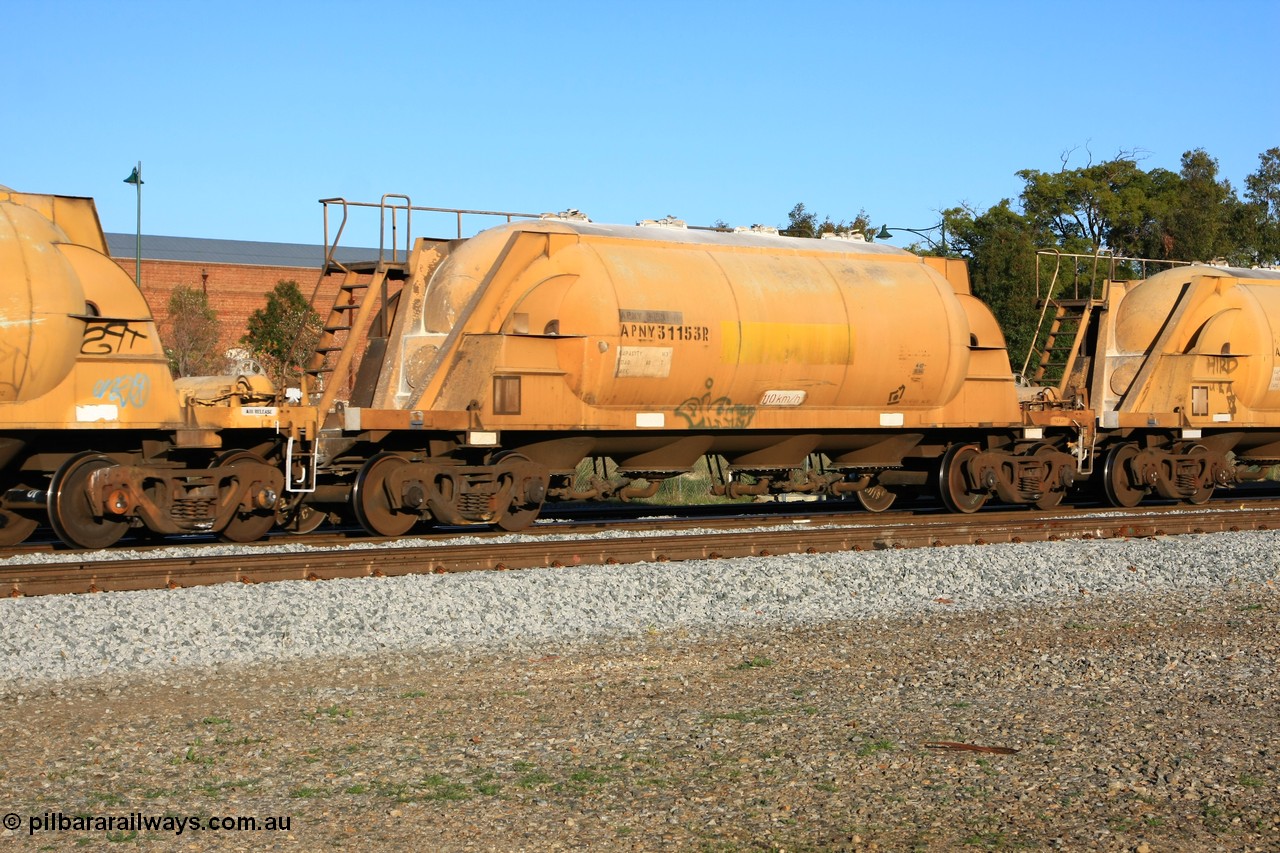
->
[111, 257, 344, 364]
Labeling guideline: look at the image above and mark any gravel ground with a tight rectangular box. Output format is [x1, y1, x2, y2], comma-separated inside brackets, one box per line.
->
[0, 532, 1277, 850]
[1, 530, 1278, 688]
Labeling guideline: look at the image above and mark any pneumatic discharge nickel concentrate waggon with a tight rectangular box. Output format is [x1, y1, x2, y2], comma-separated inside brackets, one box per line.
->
[2, 185, 1280, 550]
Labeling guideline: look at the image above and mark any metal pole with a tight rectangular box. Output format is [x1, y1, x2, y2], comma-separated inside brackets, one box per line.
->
[123, 162, 143, 287]
[135, 161, 142, 287]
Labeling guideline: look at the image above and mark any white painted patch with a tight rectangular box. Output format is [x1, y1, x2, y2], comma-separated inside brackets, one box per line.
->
[760, 390, 806, 407]
[467, 430, 499, 446]
[76, 404, 119, 422]
[615, 346, 673, 378]
[879, 412, 904, 427]
[1270, 367, 1280, 392]
[636, 412, 665, 428]
[241, 406, 278, 417]
[1213, 413, 1232, 423]
[1181, 428, 1203, 439]
[1022, 427, 1044, 440]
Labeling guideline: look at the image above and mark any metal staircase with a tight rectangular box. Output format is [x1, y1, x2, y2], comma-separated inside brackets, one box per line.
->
[1025, 298, 1095, 392]
[301, 195, 414, 414]
[304, 261, 407, 415]
[1020, 250, 1115, 400]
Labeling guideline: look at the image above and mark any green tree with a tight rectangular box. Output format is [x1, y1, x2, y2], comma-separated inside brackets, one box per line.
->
[1109, 165, 1179, 260]
[1016, 148, 1247, 264]
[946, 201, 1043, 366]
[1159, 149, 1238, 262]
[1244, 147, 1280, 266]
[241, 280, 322, 389]
[782, 203, 873, 239]
[783, 202, 819, 237]
[1016, 149, 1151, 254]
[162, 284, 223, 377]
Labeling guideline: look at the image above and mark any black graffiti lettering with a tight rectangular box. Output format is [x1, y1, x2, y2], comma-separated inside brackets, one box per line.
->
[82, 321, 148, 355]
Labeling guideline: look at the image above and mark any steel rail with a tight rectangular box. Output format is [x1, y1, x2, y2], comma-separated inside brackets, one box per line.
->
[1, 501, 1276, 598]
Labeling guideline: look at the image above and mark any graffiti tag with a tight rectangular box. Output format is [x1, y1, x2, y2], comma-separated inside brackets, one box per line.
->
[1204, 355, 1239, 376]
[674, 379, 755, 429]
[82, 321, 149, 355]
[93, 373, 150, 409]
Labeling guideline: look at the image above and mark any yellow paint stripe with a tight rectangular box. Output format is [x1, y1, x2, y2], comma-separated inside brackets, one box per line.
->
[720, 322, 851, 364]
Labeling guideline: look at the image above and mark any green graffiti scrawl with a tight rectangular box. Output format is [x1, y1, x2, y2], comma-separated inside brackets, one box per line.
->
[674, 379, 755, 429]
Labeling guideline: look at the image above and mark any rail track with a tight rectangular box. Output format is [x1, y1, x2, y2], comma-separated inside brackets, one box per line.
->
[1, 498, 1277, 598]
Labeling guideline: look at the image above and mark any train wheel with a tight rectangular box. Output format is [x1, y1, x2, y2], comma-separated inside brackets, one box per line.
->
[495, 453, 548, 532]
[938, 444, 987, 513]
[216, 451, 277, 543]
[1102, 444, 1145, 508]
[0, 510, 37, 547]
[352, 453, 418, 537]
[48, 452, 128, 549]
[1033, 445, 1067, 510]
[1186, 445, 1215, 505]
[855, 483, 897, 513]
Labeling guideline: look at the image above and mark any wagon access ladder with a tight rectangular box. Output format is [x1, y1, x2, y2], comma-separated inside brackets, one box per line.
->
[298, 194, 419, 416]
[304, 259, 407, 415]
[1026, 297, 1098, 397]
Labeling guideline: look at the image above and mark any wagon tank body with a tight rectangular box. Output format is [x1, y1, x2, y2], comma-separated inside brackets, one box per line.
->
[0, 192, 95, 405]
[384, 220, 1020, 432]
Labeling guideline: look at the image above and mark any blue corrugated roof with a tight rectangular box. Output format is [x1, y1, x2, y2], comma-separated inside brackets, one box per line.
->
[104, 233, 379, 268]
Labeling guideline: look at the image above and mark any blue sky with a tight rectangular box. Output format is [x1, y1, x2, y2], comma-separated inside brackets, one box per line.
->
[6, 0, 1278, 249]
